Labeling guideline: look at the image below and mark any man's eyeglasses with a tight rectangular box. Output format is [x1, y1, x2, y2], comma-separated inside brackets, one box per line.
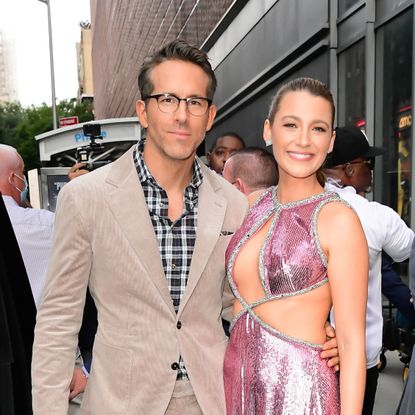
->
[344, 159, 375, 170]
[143, 93, 212, 116]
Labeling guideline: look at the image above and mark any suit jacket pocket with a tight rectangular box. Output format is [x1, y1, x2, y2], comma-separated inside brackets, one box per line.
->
[84, 340, 133, 414]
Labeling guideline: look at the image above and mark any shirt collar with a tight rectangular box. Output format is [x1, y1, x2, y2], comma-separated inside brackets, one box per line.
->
[325, 177, 343, 188]
[2, 194, 19, 207]
[325, 178, 357, 195]
[134, 138, 203, 190]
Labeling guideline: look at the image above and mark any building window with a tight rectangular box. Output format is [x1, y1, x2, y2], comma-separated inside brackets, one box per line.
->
[377, 10, 413, 225]
[339, 0, 361, 16]
[338, 40, 365, 127]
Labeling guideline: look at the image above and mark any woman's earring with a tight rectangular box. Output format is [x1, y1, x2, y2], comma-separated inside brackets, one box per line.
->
[265, 140, 272, 147]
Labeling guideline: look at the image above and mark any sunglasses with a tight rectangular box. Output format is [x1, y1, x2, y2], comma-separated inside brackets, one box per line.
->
[345, 159, 375, 170]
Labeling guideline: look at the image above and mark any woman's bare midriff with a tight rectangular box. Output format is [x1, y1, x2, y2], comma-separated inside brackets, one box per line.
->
[232, 217, 331, 345]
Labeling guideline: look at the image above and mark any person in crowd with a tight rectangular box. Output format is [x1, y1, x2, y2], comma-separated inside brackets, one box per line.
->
[324, 125, 415, 415]
[32, 41, 340, 414]
[206, 131, 245, 174]
[0, 144, 90, 412]
[0, 144, 54, 307]
[396, 238, 415, 414]
[382, 252, 415, 327]
[224, 78, 368, 414]
[0, 194, 36, 414]
[222, 146, 278, 202]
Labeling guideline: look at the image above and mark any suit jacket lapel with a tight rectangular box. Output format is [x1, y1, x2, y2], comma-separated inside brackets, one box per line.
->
[104, 147, 175, 316]
[178, 165, 227, 316]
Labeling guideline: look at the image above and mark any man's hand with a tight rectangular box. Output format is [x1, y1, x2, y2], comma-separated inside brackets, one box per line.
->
[320, 321, 340, 371]
[68, 162, 89, 181]
[69, 367, 87, 400]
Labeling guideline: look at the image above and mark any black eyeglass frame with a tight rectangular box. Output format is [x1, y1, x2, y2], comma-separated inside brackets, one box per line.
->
[143, 93, 212, 116]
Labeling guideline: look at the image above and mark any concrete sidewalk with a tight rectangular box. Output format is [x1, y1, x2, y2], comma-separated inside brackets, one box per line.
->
[374, 351, 405, 414]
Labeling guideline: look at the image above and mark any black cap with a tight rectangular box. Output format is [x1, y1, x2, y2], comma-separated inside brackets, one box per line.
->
[325, 125, 385, 168]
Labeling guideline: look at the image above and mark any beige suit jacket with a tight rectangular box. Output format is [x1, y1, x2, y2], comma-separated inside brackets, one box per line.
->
[32, 146, 248, 414]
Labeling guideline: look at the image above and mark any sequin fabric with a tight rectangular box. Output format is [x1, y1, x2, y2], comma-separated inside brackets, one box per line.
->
[224, 187, 342, 414]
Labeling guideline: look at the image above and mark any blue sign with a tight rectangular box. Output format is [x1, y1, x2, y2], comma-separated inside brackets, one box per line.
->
[74, 130, 107, 142]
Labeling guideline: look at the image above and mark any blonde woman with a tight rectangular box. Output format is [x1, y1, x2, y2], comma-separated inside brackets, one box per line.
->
[223, 78, 368, 414]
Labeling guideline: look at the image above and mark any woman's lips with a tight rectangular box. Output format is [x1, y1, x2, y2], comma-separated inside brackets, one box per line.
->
[287, 151, 313, 160]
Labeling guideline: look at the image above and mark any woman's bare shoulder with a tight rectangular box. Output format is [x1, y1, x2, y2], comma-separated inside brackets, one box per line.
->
[322, 198, 358, 220]
[319, 199, 365, 243]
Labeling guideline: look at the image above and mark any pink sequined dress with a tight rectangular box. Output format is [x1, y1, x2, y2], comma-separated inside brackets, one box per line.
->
[224, 187, 342, 415]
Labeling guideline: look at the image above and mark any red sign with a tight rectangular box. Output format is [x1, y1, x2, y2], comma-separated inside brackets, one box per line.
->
[59, 116, 79, 127]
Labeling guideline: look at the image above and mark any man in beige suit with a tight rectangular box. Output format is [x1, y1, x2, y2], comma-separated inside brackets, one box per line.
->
[32, 40, 338, 414]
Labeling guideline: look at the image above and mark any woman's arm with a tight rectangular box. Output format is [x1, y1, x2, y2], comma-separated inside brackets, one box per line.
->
[320, 202, 368, 415]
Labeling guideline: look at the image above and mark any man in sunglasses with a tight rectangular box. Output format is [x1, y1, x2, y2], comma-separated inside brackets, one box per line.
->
[324, 125, 414, 415]
[325, 125, 380, 195]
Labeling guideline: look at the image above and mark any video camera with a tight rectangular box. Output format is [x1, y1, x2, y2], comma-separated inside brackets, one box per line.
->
[76, 123, 109, 171]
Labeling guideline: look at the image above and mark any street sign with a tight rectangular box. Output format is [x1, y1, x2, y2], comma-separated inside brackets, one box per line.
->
[59, 116, 79, 128]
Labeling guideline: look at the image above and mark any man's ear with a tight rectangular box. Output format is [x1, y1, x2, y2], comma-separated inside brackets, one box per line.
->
[205, 104, 217, 132]
[344, 163, 354, 177]
[233, 178, 243, 192]
[136, 100, 148, 128]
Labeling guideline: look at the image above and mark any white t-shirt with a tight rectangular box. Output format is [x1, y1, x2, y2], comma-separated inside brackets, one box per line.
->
[2, 195, 54, 307]
[326, 182, 414, 369]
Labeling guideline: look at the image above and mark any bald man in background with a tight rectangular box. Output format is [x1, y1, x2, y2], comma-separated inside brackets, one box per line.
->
[0, 179, 36, 414]
[222, 146, 278, 202]
[0, 144, 87, 411]
[0, 144, 54, 306]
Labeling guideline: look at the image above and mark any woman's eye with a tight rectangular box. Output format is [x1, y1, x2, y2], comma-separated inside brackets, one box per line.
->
[314, 126, 326, 133]
[283, 123, 296, 128]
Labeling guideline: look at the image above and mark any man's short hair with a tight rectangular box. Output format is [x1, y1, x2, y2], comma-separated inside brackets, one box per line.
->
[209, 132, 245, 153]
[227, 147, 278, 190]
[138, 39, 217, 100]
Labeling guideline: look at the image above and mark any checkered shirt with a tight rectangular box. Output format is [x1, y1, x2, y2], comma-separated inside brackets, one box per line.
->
[133, 139, 203, 380]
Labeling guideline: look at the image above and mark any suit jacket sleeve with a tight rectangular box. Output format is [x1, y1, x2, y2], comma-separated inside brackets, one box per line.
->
[221, 277, 234, 323]
[32, 183, 91, 414]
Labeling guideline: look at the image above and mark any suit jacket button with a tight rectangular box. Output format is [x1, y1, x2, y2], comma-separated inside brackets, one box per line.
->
[176, 321, 182, 329]
[171, 362, 179, 370]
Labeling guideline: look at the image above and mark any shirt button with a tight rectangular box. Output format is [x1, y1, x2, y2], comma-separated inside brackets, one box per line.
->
[177, 321, 182, 329]
[171, 263, 176, 270]
[171, 362, 179, 370]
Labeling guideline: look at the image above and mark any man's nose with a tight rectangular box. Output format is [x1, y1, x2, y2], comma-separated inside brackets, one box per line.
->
[174, 100, 188, 122]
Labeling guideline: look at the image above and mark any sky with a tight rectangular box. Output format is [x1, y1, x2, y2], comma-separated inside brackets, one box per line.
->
[0, 0, 90, 107]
